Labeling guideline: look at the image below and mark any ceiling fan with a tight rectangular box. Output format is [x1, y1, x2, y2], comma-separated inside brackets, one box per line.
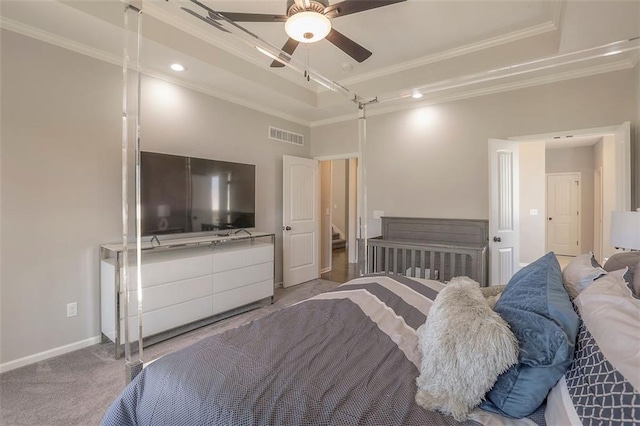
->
[206, 0, 407, 68]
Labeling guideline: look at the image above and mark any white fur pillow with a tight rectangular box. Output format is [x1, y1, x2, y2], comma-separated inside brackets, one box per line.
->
[415, 277, 519, 421]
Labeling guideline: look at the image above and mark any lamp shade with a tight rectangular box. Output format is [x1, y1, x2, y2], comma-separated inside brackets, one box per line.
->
[610, 210, 640, 250]
[285, 11, 331, 43]
[157, 204, 171, 218]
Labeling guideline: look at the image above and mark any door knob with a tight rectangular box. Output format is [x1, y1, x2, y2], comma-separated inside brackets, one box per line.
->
[283, 226, 292, 231]
[548, 217, 553, 221]
[493, 236, 501, 242]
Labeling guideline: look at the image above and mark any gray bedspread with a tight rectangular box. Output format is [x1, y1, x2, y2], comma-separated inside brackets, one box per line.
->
[102, 275, 541, 426]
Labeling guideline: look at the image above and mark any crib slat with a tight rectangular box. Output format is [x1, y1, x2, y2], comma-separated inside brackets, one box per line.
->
[410, 250, 416, 277]
[420, 251, 426, 278]
[450, 253, 456, 280]
[385, 247, 390, 274]
[461, 254, 467, 276]
[429, 252, 435, 279]
[439, 253, 445, 281]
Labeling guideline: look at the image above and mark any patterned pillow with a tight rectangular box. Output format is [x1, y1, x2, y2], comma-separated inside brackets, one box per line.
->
[545, 269, 640, 424]
[604, 252, 640, 297]
[562, 252, 606, 299]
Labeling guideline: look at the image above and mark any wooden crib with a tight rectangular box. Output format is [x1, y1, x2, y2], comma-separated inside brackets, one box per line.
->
[364, 217, 489, 287]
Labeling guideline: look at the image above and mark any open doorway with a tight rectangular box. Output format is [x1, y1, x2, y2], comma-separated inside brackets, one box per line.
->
[489, 122, 630, 283]
[318, 156, 358, 283]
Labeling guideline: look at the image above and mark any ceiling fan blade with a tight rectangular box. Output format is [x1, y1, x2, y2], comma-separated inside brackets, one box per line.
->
[182, 8, 231, 33]
[324, 0, 406, 19]
[325, 29, 372, 63]
[271, 38, 300, 68]
[213, 12, 287, 23]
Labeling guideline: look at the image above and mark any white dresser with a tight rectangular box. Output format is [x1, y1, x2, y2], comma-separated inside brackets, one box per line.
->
[100, 233, 275, 358]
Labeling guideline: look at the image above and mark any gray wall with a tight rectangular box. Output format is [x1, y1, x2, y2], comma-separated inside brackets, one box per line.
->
[312, 69, 637, 231]
[546, 145, 596, 254]
[0, 30, 311, 365]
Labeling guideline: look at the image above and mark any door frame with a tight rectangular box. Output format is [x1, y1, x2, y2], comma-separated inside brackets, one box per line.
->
[489, 122, 630, 282]
[546, 172, 581, 255]
[315, 153, 360, 269]
[593, 166, 603, 264]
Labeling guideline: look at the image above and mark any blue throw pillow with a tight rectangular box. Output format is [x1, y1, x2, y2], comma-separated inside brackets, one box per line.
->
[481, 252, 580, 418]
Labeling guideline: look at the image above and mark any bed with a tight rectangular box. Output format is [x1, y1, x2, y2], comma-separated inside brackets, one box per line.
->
[103, 253, 639, 426]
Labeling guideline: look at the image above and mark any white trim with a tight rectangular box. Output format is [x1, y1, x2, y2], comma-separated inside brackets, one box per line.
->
[144, 69, 312, 127]
[320, 267, 331, 274]
[0, 16, 122, 67]
[314, 152, 361, 161]
[5, 15, 633, 130]
[511, 125, 620, 141]
[0, 336, 102, 374]
[310, 60, 633, 127]
[337, 21, 559, 88]
[0, 18, 312, 127]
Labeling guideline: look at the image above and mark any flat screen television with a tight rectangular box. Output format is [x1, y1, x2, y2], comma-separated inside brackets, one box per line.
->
[141, 151, 256, 236]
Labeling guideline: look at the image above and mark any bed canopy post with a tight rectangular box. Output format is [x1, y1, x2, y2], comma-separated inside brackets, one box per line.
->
[122, 0, 144, 383]
[356, 97, 378, 276]
[357, 103, 368, 275]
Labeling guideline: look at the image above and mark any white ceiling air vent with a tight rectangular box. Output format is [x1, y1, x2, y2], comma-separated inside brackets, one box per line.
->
[269, 126, 304, 146]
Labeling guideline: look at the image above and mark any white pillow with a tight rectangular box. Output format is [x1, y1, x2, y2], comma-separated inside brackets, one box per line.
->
[562, 252, 606, 299]
[545, 269, 640, 425]
[415, 277, 518, 421]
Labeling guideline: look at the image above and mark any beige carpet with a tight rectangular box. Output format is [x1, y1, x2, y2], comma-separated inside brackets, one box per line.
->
[0, 279, 340, 426]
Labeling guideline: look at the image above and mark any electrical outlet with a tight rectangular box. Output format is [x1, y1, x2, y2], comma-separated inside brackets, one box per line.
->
[67, 302, 78, 318]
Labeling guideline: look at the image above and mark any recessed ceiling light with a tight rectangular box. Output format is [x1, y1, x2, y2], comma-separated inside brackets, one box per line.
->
[411, 92, 423, 99]
[170, 63, 186, 72]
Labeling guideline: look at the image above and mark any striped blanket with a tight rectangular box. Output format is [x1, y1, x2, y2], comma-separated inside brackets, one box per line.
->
[102, 275, 543, 426]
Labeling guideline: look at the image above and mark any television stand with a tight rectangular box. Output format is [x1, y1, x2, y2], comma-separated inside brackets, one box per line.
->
[100, 232, 275, 358]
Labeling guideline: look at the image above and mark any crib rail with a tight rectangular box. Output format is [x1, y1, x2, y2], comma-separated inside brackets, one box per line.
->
[366, 238, 487, 287]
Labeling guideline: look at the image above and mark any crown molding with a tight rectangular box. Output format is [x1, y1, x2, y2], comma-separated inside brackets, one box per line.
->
[335, 21, 559, 89]
[143, 68, 311, 126]
[0, 16, 122, 67]
[0, 17, 312, 127]
[310, 59, 632, 127]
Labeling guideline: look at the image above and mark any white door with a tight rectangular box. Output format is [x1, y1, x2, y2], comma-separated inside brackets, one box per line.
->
[489, 139, 520, 285]
[546, 173, 580, 256]
[283, 155, 320, 287]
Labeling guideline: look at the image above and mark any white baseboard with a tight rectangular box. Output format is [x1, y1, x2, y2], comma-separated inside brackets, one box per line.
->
[320, 267, 331, 274]
[0, 335, 102, 374]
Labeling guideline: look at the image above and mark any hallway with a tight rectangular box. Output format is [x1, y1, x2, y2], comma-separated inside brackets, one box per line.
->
[321, 248, 358, 284]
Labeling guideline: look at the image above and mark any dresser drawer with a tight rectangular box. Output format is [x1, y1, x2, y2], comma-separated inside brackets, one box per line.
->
[122, 296, 214, 341]
[213, 279, 273, 315]
[141, 251, 213, 287]
[213, 262, 273, 293]
[120, 274, 213, 318]
[212, 244, 273, 273]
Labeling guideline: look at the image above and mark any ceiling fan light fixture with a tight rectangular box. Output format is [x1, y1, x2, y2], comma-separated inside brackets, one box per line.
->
[285, 11, 331, 43]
